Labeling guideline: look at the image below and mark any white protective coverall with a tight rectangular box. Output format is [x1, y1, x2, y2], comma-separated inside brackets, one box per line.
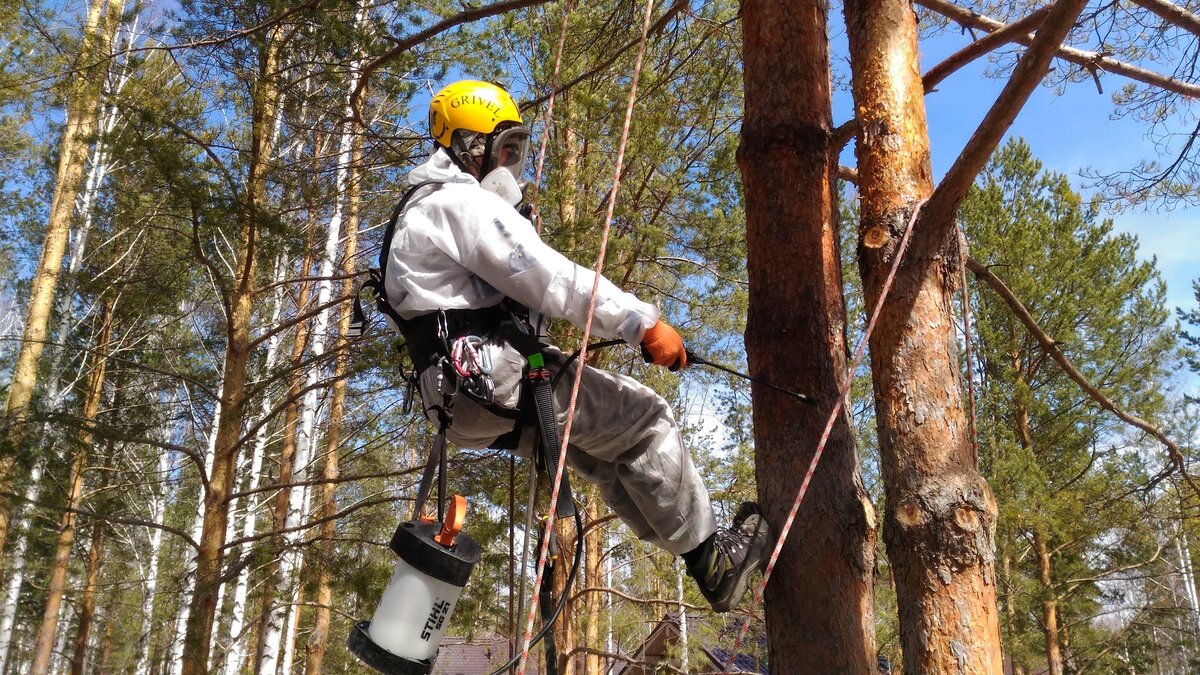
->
[384, 149, 717, 555]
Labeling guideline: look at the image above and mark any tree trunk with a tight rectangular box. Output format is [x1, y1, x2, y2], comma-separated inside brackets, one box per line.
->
[169, 383, 222, 675]
[552, 516, 578, 675]
[223, 254, 288, 675]
[304, 77, 363, 673]
[69, 518, 106, 675]
[29, 297, 115, 675]
[0, 455, 47, 673]
[254, 200, 319, 675]
[1032, 529, 1064, 675]
[843, 0, 1004, 671]
[181, 25, 284, 674]
[135, 417, 174, 675]
[582, 497, 603, 675]
[0, 0, 120, 563]
[739, 1, 877, 671]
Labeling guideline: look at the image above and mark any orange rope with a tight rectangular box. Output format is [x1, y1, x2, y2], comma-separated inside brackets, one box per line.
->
[515, 0, 659, 672]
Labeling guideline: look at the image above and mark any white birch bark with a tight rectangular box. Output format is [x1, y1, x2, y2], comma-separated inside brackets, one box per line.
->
[133, 440, 172, 675]
[221, 253, 288, 675]
[167, 389, 223, 675]
[279, 483, 312, 675]
[677, 560, 688, 673]
[0, 457, 45, 674]
[1179, 529, 1200, 635]
[258, 69, 357, 672]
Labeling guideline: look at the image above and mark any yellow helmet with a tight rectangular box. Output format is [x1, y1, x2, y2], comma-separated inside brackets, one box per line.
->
[428, 80, 530, 188]
[429, 79, 521, 146]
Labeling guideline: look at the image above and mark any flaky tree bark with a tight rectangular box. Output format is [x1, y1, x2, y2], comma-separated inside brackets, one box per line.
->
[0, 0, 120, 560]
[29, 297, 114, 675]
[843, 0, 1088, 671]
[739, 1, 877, 671]
[843, 1, 1002, 671]
[553, 517, 578, 675]
[181, 25, 284, 673]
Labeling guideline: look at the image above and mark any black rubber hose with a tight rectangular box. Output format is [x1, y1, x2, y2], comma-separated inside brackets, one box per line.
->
[486, 503, 583, 675]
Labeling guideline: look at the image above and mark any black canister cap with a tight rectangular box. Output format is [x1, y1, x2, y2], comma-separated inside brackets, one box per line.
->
[389, 521, 480, 587]
[347, 620, 434, 674]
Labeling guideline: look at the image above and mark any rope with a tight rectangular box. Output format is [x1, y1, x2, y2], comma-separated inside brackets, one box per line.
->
[723, 199, 927, 672]
[958, 223, 979, 462]
[515, 0, 659, 672]
[529, 1, 575, 233]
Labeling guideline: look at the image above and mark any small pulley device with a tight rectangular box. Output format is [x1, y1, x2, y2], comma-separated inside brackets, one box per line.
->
[348, 495, 479, 674]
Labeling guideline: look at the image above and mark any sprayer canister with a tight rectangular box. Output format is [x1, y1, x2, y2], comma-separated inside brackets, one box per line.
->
[366, 520, 480, 662]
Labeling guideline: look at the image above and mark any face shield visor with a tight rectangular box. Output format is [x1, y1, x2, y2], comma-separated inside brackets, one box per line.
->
[477, 125, 531, 206]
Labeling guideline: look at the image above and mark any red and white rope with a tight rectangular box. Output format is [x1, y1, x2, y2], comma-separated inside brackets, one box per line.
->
[515, 0, 658, 672]
[723, 199, 927, 671]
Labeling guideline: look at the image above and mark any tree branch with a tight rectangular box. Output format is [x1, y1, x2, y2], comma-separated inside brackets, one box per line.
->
[917, 0, 1200, 99]
[1129, 0, 1200, 38]
[966, 257, 1200, 500]
[922, 0, 1090, 233]
[351, 0, 554, 127]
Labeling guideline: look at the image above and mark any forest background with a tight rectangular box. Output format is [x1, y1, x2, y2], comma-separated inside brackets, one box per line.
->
[2, 1, 1200, 674]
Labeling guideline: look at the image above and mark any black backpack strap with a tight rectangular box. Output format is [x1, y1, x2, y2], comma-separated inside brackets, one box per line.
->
[349, 180, 446, 338]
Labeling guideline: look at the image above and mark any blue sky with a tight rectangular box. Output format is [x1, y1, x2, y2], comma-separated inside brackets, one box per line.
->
[829, 27, 1199, 398]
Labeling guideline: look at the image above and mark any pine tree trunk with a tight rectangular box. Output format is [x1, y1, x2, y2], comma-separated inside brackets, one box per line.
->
[181, 26, 284, 673]
[1033, 529, 1064, 675]
[0, 0, 120, 562]
[29, 297, 114, 675]
[69, 518, 106, 675]
[739, 1, 877, 670]
[552, 517, 577, 675]
[582, 497, 603, 675]
[304, 86, 363, 673]
[843, 0, 1004, 671]
[169, 383, 222, 675]
[223, 254, 289, 675]
[254, 212, 319, 675]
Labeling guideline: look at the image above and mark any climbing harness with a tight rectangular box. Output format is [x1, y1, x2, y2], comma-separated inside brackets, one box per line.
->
[347, 174, 591, 675]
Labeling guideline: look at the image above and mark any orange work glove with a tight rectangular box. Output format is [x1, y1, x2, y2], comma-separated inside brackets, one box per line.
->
[640, 320, 688, 371]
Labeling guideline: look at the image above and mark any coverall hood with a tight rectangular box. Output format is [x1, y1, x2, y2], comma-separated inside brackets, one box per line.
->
[409, 148, 478, 187]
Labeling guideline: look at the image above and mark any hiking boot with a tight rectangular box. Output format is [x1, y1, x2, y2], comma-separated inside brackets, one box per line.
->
[685, 502, 772, 613]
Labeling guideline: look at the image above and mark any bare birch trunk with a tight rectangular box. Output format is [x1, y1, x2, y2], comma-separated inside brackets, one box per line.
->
[223, 253, 289, 675]
[254, 216, 319, 675]
[739, 1, 877, 670]
[29, 297, 114, 674]
[0, 0, 120, 554]
[69, 518, 106, 675]
[304, 79, 364, 672]
[134, 420, 173, 675]
[181, 26, 284, 673]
